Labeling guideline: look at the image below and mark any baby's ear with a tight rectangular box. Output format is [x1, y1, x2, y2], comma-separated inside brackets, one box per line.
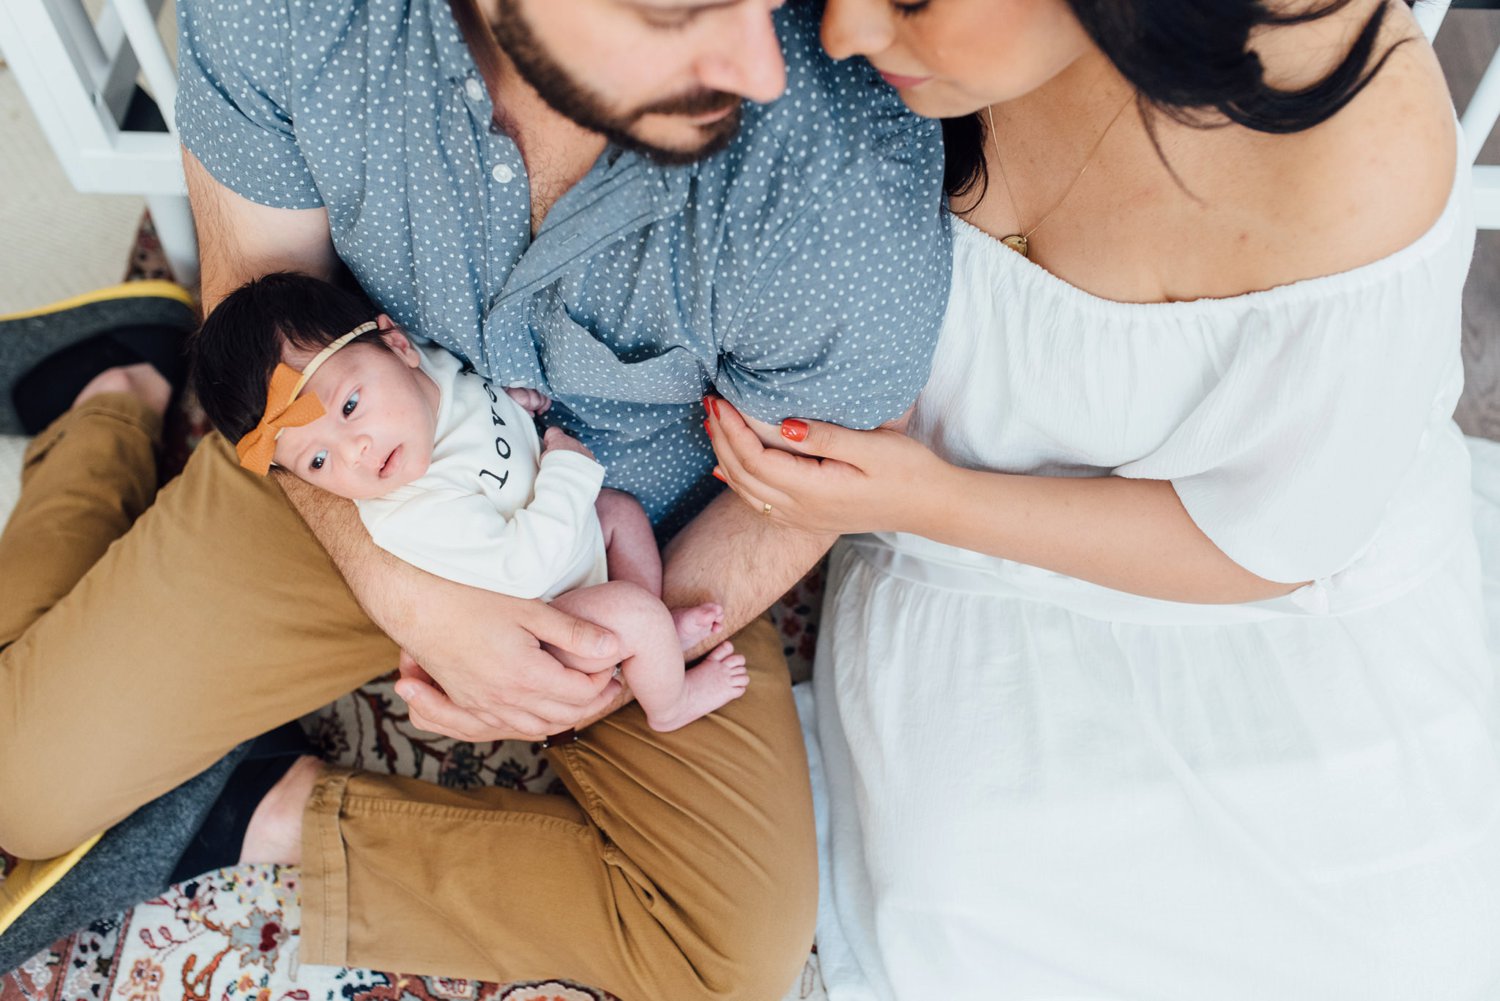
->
[377, 316, 421, 367]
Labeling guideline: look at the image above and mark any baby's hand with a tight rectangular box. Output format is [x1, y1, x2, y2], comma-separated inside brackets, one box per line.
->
[543, 426, 596, 462]
[505, 387, 551, 416]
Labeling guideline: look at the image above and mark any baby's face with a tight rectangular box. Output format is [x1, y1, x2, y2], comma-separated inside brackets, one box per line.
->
[273, 330, 440, 499]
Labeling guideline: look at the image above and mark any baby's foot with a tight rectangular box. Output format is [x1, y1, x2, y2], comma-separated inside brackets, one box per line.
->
[671, 602, 725, 650]
[647, 641, 750, 733]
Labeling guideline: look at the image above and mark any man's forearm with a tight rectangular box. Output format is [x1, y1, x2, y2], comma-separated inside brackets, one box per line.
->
[662, 490, 835, 659]
[274, 472, 413, 635]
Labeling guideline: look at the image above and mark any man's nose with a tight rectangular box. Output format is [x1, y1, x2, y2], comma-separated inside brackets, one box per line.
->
[697, 0, 787, 105]
[821, 0, 894, 63]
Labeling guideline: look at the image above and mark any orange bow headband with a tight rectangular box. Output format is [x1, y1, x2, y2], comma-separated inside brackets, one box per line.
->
[235, 321, 378, 474]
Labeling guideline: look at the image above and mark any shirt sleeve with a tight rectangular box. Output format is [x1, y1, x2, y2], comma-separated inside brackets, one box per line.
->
[174, 0, 323, 208]
[1114, 253, 1469, 584]
[713, 141, 953, 430]
[358, 450, 606, 600]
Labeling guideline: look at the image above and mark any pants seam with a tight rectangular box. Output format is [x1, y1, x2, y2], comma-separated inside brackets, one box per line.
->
[338, 795, 593, 837]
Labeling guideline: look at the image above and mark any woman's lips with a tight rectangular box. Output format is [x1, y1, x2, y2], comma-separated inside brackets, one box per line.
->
[878, 70, 932, 90]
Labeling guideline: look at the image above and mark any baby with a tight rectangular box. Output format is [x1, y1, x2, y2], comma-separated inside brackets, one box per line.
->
[191, 272, 748, 732]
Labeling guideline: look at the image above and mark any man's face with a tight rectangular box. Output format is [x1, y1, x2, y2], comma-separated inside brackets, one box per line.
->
[496, 0, 788, 165]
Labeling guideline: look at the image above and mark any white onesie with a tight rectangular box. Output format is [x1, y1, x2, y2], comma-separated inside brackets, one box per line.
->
[355, 345, 608, 601]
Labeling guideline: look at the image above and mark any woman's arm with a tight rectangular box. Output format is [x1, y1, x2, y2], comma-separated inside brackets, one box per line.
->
[706, 398, 1302, 605]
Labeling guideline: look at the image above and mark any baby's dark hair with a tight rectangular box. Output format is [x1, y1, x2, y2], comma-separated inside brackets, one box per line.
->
[191, 272, 387, 444]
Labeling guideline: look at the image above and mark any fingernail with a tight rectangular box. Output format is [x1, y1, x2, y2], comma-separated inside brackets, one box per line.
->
[781, 419, 808, 442]
[703, 418, 713, 440]
[710, 397, 722, 418]
[712, 466, 727, 483]
[394, 683, 414, 702]
[703, 395, 712, 414]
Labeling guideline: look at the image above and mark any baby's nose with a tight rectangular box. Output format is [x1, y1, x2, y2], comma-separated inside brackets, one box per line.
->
[343, 435, 371, 465]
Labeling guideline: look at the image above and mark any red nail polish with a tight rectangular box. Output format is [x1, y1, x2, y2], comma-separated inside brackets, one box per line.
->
[703, 395, 712, 414]
[781, 419, 808, 443]
[710, 397, 722, 419]
[703, 418, 713, 439]
[712, 467, 727, 483]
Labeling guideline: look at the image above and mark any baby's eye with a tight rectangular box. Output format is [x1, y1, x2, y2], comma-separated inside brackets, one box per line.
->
[310, 450, 328, 472]
[342, 390, 360, 417]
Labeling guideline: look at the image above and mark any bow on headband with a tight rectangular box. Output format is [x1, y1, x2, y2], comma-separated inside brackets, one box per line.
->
[235, 363, 327, 475]
[234, 320, 378, 475]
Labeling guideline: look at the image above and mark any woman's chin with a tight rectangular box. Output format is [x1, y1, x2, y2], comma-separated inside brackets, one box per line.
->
[890, 83, 988, 122]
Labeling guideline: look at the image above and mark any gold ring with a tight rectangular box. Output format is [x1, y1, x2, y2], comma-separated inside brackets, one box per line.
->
[762, 502, 773, 516]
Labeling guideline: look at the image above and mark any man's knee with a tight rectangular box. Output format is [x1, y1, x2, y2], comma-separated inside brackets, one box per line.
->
[0, 733, 98, 860]
[679, 845, 818, 1001]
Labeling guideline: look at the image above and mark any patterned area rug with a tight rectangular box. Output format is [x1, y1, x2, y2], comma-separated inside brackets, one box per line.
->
[0, 212, 829, 1001]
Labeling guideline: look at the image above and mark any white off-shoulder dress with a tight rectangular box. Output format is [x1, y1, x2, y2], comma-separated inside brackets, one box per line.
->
[807, 146, 1500, 999]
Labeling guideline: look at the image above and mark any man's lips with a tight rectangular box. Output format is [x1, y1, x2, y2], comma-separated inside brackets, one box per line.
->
[877, 70, 932, 90]
[683, 104, 737, 125]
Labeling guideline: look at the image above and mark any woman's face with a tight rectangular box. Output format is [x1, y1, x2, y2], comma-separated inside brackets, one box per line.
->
[821, 0, 1096, 118]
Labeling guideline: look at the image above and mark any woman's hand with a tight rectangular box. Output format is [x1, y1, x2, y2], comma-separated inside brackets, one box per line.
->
[704, 395, 949, 536]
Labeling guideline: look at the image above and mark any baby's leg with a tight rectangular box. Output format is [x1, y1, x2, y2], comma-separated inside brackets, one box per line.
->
[550, 581, 749, 732]
[595, 488, 723, 649]
[595, 489, 662, 593]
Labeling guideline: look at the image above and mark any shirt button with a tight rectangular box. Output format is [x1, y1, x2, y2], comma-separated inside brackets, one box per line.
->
[492, 163, 515, 184]
[465, 77, 485, 102]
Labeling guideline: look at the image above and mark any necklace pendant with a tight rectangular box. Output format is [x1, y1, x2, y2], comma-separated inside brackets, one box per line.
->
[1000, 233, 1030, 258]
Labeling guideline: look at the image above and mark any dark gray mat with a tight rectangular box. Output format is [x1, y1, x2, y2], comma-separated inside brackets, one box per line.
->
[0, 742, 250, 976]
[0, 291, 197, 435]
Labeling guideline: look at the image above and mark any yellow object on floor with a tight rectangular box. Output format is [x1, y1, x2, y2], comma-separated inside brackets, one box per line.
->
[0, 280, 195, 324]
[0, 834, 102, 936]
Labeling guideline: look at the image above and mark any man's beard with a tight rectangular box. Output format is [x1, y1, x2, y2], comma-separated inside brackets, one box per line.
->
[492, 0, 743, 166]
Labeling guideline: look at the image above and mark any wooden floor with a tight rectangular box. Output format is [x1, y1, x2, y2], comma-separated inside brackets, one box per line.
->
[1437, 8, 1500, 440]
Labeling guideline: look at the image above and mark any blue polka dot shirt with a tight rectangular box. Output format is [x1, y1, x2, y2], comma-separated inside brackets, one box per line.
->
[176, 0, 952, 536]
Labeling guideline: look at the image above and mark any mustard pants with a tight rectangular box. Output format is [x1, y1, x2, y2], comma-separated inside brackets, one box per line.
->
[0, 395, 817, 1000]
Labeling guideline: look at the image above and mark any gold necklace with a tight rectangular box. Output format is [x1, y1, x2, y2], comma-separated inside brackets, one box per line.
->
[984, 96, 1133, 259]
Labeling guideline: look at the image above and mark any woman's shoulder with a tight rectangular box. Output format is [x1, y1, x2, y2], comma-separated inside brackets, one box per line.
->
[1230, 12, 1458, 285]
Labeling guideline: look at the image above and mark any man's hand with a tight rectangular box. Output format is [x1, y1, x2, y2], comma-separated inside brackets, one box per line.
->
[278, 473, 623, 741]
[391, 596, 624, 741]
[376, 566, 627, 742]
[542, 426, 596, 462]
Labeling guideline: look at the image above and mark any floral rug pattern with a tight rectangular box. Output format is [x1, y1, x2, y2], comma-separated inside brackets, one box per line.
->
[0, 213, 829, 1001]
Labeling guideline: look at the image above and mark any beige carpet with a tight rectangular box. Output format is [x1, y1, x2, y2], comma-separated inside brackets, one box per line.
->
[0, 0, 176, 315]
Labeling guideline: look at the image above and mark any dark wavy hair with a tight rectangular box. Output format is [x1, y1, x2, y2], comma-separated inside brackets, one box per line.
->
[190, 272, 386, 445]
[944, 0, 1418, 200]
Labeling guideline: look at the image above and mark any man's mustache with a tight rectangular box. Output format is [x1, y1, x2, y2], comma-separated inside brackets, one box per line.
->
[633, 89, 741, 119]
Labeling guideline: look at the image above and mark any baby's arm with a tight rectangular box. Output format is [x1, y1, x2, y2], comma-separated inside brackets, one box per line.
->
[358, 445, 605, 599]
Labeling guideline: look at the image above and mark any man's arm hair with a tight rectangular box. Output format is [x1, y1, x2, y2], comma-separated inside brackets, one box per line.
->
[183, 148, 340, 312]
[662, 493, 833, 660]
[663, 414, 836, 659]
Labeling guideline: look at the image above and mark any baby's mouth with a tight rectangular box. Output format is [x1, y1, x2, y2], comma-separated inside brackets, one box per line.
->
[379, 444, 402, 478]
